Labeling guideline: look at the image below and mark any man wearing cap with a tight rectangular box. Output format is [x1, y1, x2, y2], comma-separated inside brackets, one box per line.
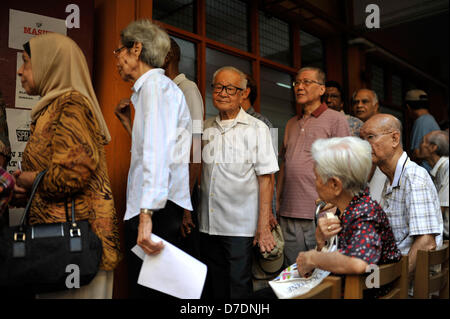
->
[406, 89, 440, 171]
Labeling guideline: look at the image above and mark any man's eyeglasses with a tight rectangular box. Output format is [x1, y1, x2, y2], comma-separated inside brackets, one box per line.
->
[292, 79, 324, 87]
[211, 84, 243, 96]
[362, 131, 394, 142]
[113, 45, 127, 56]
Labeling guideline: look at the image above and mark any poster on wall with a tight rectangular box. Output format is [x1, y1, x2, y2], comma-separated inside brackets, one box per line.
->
[15, 52, 40, 109]
[8, 9, 67, 50]
[5, 108, 31, 226]
[5, 108, 31, 175]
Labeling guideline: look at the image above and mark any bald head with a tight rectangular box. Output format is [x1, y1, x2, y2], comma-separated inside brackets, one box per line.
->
[366, 114, 402, 136]
[360, 114, 404, 167]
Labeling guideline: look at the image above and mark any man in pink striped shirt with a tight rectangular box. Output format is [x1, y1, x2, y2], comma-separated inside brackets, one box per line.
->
[276, 67, 350, 265]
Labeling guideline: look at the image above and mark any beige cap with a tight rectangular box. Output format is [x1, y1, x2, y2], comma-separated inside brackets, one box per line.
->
[405, 89, 428, 101]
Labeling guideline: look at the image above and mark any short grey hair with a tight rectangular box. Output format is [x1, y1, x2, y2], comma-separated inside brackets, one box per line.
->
[297, 67, 326, 84]
[312, 136, 372, 196]
[120, 19, 170, 68]
[212, 66, 247, 89]
[352, 88, 379, 105]
[428, 130, 449, 157]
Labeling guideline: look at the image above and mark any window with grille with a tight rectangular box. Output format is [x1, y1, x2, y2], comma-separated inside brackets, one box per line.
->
[259, 12, 291, 66]
[300, 31, 324, 69]
[206, 0, 249, 52]
[172, 36, 197, 82]
[371, 64, 384, 102]
[260, 66, 296, 155]
[153, 0, 195, 33]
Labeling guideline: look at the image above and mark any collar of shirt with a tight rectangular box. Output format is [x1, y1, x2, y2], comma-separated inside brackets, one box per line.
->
[214, 107, 249, 133]
[430, 156, 448, 178]
[298, 103, 328, 120]
[173, 73, 186, 86]
[132, 68, 165, 93]
[386, 151, 408, 194]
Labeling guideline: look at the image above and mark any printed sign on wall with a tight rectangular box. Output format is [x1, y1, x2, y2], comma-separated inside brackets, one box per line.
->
[8, 9, 67, 50]
[5, 107, 31, 175]
[15, 52, 40, 109]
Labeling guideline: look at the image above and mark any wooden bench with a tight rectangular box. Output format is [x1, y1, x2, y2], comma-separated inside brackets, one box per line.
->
[414, 240, 449, 299]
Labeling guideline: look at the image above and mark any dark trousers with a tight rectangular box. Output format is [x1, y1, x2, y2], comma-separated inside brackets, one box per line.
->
[124, 200, 183, 299]
[177, 183, 201, 259]
[200, 233, 253, 299]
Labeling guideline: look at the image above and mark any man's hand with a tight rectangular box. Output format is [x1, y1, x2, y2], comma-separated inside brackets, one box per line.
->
[137, 213, 164, 255]
[269, 213, 278, 229]
[296, 250, 316, 277]
[180, 209, 196, 238]
[115, 98, 132, 136]
[253, 225, 276, 254]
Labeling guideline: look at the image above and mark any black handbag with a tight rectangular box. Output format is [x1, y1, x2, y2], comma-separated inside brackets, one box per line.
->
[0, 170, 103, 293]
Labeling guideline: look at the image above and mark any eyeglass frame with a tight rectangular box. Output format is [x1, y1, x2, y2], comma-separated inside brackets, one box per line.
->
[211, 83, 244, 96]
[361, 131, 395, 142]
[113, 44, 132, 56]
[292, 79, 324, 87]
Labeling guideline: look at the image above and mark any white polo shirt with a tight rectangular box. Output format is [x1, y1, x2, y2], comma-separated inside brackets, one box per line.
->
[199, 108, 279, 237]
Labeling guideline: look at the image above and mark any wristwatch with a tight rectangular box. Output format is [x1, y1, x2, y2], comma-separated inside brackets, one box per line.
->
[140, 208, 153, 216]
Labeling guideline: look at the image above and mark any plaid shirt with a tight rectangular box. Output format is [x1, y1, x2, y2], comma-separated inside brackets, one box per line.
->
[379, 152, 443, 255]
[0, 167, 14, 217]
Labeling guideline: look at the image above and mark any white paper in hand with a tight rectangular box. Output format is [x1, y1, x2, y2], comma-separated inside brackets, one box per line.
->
[132, 234, 207, 299]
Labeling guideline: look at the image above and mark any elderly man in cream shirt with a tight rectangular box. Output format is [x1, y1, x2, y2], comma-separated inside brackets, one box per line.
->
[199, 66, 279, 299]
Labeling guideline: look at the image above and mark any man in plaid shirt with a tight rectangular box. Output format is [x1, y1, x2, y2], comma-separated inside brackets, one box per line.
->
[360, 114, 443, 280]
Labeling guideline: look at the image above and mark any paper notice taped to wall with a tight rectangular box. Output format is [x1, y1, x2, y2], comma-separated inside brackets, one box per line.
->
[8, 9, 67, 50]
[16, 52, 40, 109]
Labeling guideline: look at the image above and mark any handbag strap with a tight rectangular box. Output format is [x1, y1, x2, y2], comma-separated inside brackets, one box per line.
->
[19, 169, 48, 227]
[19, 169, 77, 227]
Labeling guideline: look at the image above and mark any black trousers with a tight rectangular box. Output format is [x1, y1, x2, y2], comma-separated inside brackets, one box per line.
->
[177, 183, 201, 259]
[200, 233, 253, 299]
[124, 200, 183, 299]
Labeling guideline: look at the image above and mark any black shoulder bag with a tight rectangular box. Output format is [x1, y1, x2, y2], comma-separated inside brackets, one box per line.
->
[0, 170, 103, 293]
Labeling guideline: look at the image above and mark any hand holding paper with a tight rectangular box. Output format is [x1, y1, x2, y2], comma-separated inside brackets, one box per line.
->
[132, 233, 207, 299]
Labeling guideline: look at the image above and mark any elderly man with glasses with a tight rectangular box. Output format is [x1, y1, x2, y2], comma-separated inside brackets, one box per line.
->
[360, 114, 443, 294]
[199, 66, 279, 299]
[276, 67, 350, 267]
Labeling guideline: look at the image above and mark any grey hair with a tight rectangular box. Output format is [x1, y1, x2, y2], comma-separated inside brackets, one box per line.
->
[212, 66, 247, 88]
[120, 19, 170, 68]
[312, 136, 373, 196]
[297, 67, 326, 84]
[428, 130, 449, 157]
[352, 89, 379, 105]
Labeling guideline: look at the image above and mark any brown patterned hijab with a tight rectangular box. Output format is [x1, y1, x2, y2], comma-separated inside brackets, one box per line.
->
[27, 33, 111, 144]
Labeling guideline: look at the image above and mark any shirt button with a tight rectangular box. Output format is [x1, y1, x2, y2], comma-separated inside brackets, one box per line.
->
[210, 209, 214, 212]
[210, 193, 214, 197]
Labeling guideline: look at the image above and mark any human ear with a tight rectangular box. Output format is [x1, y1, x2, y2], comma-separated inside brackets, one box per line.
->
[329, 177, 343, 197]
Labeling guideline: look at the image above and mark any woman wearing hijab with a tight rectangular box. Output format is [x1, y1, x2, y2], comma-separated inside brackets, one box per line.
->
[15, 33, 121, 299]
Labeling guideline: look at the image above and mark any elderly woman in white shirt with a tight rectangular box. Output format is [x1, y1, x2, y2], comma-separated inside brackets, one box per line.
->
[113, 19, 192, 298]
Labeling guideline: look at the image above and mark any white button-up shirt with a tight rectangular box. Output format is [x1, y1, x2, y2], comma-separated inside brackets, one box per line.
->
[124, 69, 193, 221]
[199, 108, 279, 237]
